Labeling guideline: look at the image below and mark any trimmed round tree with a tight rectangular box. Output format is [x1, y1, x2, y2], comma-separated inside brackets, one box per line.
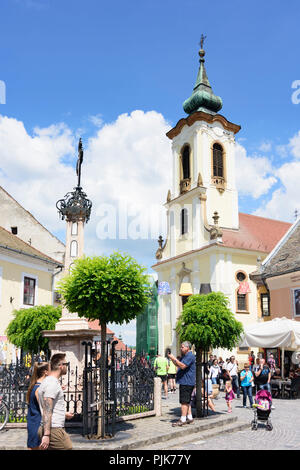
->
[176, 292, 243, 417]
[6, 305, 62, 356]
[58, 251, 151, 437]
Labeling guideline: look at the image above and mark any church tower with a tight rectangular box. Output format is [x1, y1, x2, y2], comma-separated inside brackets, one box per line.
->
[156, 40, 241, 263]
[153, 40, 291, 359]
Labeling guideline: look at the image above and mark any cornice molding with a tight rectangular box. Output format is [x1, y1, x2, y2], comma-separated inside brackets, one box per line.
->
[166, 112, 241, 140]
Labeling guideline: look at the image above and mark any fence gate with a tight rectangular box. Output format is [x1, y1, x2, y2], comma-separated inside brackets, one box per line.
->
[82, 340, 155, 437]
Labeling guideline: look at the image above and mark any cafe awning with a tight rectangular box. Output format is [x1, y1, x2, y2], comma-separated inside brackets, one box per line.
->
[239, 317, 300, 350]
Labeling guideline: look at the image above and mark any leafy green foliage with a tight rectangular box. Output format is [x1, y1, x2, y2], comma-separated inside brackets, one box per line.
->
[176, 292, 244, 350]
[6, 305, 62, 353]
[58, 252, 151, 324]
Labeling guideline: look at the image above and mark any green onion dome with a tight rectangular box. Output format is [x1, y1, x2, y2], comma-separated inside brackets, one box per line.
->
[183, 48, 222, 116]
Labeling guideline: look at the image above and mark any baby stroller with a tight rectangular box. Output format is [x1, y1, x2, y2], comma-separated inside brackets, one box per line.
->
[251, 389, 273, 431]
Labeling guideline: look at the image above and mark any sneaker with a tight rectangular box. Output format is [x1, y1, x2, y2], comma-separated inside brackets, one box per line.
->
[186, 418, 194, 424]
[227, 409, 232, 413]
[172, 419, 187, 427]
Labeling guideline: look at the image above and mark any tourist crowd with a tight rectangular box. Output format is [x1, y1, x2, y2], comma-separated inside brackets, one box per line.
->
[153, 346, 300, 425]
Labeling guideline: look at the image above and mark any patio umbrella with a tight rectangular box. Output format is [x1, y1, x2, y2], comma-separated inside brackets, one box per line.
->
[239, 317, 300, 377]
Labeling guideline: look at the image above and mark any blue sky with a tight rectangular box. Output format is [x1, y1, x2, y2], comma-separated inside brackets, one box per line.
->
[2, 0, 300, 141]
[1, 0, 300, 344]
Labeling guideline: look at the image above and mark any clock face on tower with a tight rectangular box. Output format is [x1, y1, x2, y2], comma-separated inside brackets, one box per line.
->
[213, 126, 223, 137]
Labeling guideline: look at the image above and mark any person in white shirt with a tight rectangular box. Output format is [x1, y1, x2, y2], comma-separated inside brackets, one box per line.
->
[209, 359, 221, 385]
[226, 356, 240, 398]
[38, 353, 74, 450]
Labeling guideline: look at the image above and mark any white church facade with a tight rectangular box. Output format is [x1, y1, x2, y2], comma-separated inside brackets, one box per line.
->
[153, 44, 291, 361]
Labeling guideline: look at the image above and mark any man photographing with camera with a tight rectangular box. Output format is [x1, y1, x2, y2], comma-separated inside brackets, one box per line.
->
[168, 342, 195, 426]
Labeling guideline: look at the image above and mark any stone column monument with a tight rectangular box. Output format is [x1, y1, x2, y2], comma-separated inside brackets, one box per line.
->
[43, 139, 99, 379]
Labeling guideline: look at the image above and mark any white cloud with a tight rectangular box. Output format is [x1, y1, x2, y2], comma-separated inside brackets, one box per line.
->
[254, 160, 300, 222]
[275, 131, 300, 160]
[258, 141, 272, 152]
[289, 131, 300, 159]
[88, 114, 104, 128]
[4, 108, 300, 266]
[0, 110, 172, 256]
[0, 116, 75, 230]
[276, 144, 288, 158]
[235, 143, 277, 199]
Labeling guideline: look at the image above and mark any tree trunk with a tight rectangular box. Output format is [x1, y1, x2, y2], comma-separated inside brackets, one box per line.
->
[195, 347, 203, 418]
[97, 320, 106, 438]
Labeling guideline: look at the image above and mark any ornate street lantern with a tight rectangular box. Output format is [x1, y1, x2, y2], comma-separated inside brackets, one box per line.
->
[56, 138, 92, 224]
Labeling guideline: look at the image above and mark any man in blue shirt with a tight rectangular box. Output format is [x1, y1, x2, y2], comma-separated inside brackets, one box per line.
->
[168, 341, 196, 426]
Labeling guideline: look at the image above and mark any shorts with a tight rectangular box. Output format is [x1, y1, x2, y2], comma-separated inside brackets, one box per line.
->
[179, 385, 194, 405]
[168, 374, 176, 379]
[158, 375, 167, 382]
[38, 427, 73, 450]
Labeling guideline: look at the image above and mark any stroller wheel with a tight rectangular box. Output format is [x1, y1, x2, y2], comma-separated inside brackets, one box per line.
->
[251, 420, 258, 431]
[266, 423, 273, 431]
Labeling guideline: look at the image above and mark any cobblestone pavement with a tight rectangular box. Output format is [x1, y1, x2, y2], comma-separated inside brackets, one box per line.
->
[1, 390, 299, 450]
[146, 395, 300, 450]
[0, 390, 233, 450]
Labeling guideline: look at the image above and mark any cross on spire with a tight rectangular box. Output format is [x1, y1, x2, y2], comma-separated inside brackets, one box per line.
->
[200, 34, 207, 50]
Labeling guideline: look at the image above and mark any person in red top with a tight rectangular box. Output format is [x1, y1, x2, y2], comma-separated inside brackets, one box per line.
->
[249, 351, 255, 371]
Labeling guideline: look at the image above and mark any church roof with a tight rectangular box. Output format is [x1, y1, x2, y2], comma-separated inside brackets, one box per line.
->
[0, 225, 63, 266]
[221, 213, 292, 254]
[250, 217, 300, 279]
[152, 213, 292, 268]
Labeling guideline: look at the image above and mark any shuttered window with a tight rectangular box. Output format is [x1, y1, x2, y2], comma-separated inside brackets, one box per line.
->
[213, 143, 224, 177]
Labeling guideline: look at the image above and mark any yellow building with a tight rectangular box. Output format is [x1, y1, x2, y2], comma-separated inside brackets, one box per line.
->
[0, 226, 63, 362]
[152, 44, 291, 364]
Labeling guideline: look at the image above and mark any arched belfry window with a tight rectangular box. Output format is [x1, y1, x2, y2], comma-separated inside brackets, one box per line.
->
[181, 208, 188, 235]
[181, 145, 190, 179]
[70, 240, 78, 258]
[213, 143, 224, 178]
[180, 145, 191, 194]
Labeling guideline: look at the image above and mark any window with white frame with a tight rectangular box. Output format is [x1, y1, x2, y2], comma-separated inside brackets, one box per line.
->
[23, 275, 37, 306]
[261, 293, 270, 316]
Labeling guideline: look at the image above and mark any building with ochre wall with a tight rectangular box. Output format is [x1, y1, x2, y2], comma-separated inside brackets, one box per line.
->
[0, 226, 63, 362]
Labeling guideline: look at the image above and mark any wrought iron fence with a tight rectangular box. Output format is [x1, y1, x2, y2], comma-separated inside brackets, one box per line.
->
[0, 346, 212, 433]
[0, 357, 83, 425]
[0, 362, 30, 423]
[82, 340, 155, 438]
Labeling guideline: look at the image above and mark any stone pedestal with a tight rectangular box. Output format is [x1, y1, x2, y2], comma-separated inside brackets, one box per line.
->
[42, 328, 99, 388]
